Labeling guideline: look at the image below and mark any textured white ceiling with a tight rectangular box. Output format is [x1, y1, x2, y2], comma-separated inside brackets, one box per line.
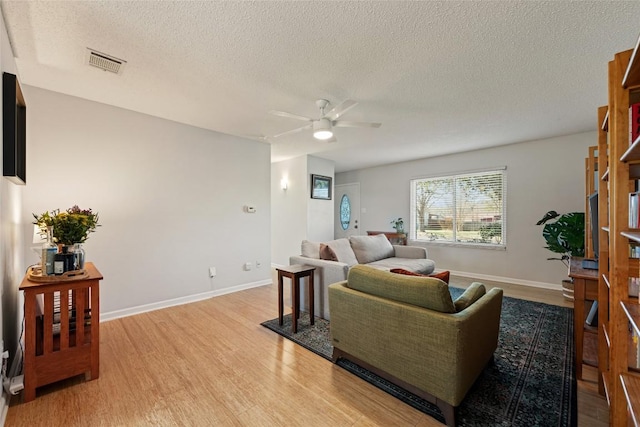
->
[2, 1, 639, 172]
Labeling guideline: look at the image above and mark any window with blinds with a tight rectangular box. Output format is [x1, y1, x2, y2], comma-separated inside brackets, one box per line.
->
[410, 168, 506, 247]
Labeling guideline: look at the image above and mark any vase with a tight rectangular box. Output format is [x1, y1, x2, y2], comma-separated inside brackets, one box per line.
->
[72, 243, 85, 270]
[41, 226, 57, 276]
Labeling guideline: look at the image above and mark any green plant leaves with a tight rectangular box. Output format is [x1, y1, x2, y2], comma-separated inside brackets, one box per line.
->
[539, 211, 584, 257]
[536, 210, 560, 226]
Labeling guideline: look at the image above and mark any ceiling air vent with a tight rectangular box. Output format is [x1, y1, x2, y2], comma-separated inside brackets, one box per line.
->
[85, 48, 126, 74]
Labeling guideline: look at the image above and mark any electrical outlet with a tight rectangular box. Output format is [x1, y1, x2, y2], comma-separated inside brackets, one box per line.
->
[244, 262, 253, 271]
[209, 267, 216, 278]
[256, 261, 262, 269]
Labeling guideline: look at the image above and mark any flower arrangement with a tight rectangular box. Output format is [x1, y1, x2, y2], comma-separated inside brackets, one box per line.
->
[33, 205, 100, 245]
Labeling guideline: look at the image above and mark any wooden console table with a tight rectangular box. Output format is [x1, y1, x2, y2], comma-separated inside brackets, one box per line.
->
[19, 262, 103, 402]
[568, 257, 598, 381]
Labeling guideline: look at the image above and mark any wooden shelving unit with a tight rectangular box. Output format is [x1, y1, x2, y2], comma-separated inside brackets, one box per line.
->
[621, 374, 640, 426]
[622, 35, 640, 88]
[620, 137, 640, 162]
[586, 145, 598, 259]
[597, 104, 610, 398]
[621, 231, 640, 242]
[600, 33, 640, 425]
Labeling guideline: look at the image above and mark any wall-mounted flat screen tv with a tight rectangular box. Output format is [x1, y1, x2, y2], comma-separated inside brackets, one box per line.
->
[3, 72, 26, 185]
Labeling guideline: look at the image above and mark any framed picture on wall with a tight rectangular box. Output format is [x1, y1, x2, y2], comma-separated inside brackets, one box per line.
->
[3, 72, 26, 185]
[311, 174, 332, 200]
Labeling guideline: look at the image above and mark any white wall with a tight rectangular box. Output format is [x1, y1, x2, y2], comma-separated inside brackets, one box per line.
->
[22, 86, 271, 317]
[337, 132, 595, 287]
[271, 155, 335, 266]
[307, 156, 334, 242]
[271, 156, 308, 267]
[0, 9, 25, 420]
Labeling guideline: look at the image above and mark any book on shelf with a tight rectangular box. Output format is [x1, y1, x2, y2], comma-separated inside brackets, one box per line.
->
[631, 102, 640, 145]
[630, 192, 640, 228]
[633, 329, 640, 369]
[631, 243, 640, 258]
[630, 277, 640, 298]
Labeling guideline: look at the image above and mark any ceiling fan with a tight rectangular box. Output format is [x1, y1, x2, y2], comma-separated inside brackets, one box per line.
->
[269, 99, 381, 143]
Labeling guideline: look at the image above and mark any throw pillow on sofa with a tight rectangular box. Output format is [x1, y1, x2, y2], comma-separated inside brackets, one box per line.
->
[390, 269, 486, 313]
[453, 282, 487, 312]
[301, 240, 320, 259]
[390, 268, 450, 284]
[300, 238, 358, 266]
[325, 238, 359, 266]
[349, 234, 395, 264]
[319, 243, 338, 261]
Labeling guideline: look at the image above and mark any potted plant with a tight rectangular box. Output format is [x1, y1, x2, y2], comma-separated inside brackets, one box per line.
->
[390, 217, 405, 234]
[536, 210, 585, 299]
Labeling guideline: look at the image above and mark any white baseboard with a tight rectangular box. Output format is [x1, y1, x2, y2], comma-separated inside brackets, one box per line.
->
[448, 269, 562, 291]
[100, 279, 271, 322]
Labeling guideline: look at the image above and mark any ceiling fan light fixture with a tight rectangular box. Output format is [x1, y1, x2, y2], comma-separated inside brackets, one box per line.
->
[313, 118, 333, 140]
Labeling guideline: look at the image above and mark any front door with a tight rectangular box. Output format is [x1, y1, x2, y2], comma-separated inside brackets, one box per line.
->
[334, 183, 361, 239]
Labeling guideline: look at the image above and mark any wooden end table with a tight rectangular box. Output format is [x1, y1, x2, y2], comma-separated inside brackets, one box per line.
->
[19, 262, 103, 402]
[276, 265, 316, 333]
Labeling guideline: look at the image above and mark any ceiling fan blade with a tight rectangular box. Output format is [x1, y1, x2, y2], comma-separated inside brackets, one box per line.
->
[269, 110, 313, 122]
[272, 123, 312, 138]
[323, 99, 358, 121]
[333, 121, 382, 128]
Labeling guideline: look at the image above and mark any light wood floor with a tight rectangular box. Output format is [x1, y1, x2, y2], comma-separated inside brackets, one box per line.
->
[5, 272, 609, 426]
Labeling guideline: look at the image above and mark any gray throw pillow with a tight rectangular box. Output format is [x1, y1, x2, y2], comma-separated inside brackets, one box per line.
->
[326, 238, 359, 266]
[301, 240, 320, 259]
[349, 234, 395, 264]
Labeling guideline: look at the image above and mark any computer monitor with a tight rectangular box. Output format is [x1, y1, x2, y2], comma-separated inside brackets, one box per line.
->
[582, 192, 599, 270]
[589, 192, 599, 257]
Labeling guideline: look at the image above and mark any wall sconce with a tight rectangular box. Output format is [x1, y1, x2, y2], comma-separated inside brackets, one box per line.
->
[280, 178, 288, 191]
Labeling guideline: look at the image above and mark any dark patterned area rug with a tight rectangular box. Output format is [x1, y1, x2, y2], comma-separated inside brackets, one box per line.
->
[261, 288, 576, 427]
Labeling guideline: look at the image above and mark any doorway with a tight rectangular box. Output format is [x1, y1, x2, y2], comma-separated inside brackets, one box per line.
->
[334, 183, 360, 239]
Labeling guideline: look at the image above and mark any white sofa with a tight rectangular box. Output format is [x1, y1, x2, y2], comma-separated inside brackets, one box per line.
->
[289, 234, 435, 319]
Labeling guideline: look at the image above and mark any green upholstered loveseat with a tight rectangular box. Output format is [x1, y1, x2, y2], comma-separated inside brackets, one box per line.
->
[328, 265, 503, 427]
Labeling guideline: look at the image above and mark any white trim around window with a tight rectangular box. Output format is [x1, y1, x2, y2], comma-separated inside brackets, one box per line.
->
[409, 167, 506, 248]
